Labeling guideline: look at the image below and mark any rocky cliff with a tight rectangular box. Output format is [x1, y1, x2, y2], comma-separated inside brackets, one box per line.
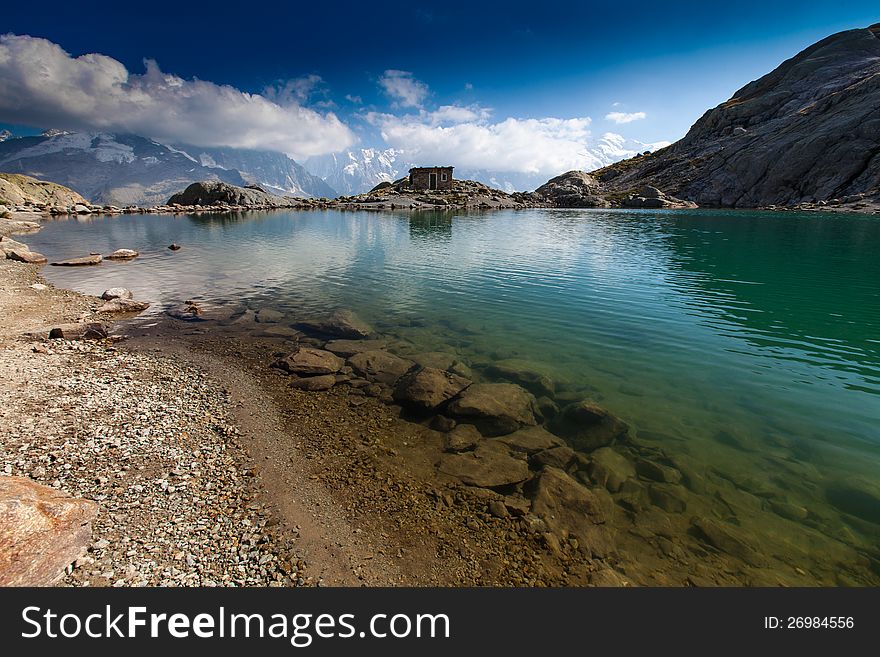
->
[0, 173, 88, 207]
[590, 24, 880, 209]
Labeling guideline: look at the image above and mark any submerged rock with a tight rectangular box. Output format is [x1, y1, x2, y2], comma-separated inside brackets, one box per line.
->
[493, 425, 565, 454]
[348, 350, 414, 385]
[273, 348, 344, 376]
[324, 339, 387, 357]
[438, 442, 530, 488]
[484, 360, 555, 398]
[529, 466, 614, 557]
[443, 424, 482, 453]
[288, 374, 337, 391]
[549, 400, 628, 451]
[393, 366, 471, 411]
[0, 476, 98, 586]
[447, 383, 539, 437]
[255, 308, 284, 323]
[297, 310, 373, 339]
[167, 301, 204, 321]
[691, 517, 766, 567]
[587, 447, 636, 492]
[51, 254, 102, 266]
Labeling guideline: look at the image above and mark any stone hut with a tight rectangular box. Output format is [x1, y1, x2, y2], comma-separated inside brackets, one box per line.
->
[409, 166, 454, 191]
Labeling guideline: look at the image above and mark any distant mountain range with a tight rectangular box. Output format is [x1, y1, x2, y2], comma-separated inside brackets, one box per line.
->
[303, 133, 668, 195]
[0, 131, 336, 206]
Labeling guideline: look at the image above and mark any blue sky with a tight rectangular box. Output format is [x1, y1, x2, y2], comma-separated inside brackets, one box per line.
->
[1, 1, 878, 174]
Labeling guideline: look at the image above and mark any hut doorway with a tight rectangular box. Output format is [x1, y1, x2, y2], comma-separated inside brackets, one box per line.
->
[429, 172, 438, 190]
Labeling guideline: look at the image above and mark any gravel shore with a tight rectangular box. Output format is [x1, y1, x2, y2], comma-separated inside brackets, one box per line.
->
[0, 255, 303, 586]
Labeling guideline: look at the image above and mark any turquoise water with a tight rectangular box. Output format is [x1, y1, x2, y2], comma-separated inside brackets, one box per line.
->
[27, 208, 880, 582]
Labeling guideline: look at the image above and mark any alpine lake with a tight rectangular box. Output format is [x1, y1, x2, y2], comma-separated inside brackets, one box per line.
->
[27, 207, 880, 586]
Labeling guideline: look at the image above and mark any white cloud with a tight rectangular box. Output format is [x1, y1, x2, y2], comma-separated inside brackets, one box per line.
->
[0, 34, 355, 158]
[367, 108, 602, 175]
[264, 74, 325, 104]
[605, 111, 647, 124]
[378, 70, 429, 108]
[345, 94, 363, 104]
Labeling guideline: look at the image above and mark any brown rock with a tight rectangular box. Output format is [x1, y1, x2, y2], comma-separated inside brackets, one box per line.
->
[297, 309, 373, 339]
[50, 254, 102, 266]
[437, 442, 530, 488]
[0, 476, 98, 586]
[6, 249, 48, 264]
[588, 447, 636, 492]
[447, 383, 538, 437]
[288, 374, 337, 391]
[96, 298, 150, 314]
[273, 348, 344, 376]
[494, 425, 565, 454]
[48, 323, 108, 340]
[443, 424, 481, 452]
[393, 366, 471, 411]
[348, 350, 414, 385]
[549, 400, 628, 451]
[324, 339, 387, 357]
[532, 445, 577, 470]
[530, 466, 615, 557]
[692, 517, 766, 567]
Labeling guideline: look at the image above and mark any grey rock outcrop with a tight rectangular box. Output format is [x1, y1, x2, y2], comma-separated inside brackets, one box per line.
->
[168, 181, 287, 207]
[592, 24, 880, 208]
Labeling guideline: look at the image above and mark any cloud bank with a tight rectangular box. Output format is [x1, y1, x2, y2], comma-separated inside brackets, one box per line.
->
[0, 34, 355, 158]
[368, 106, 606, 175]
[605, 111, 646, 124]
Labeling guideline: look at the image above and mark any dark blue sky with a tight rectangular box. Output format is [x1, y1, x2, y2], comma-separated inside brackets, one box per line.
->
[1, 1, 878, 168]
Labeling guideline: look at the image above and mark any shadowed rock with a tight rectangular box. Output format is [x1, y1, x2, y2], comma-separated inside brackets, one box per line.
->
[288, 374, 337, 391]
[549, 400, 628, 451]
[324, 339, 387, 357]
[493, 425, 564, 454]
[297, 310, 373, 339]
[438, 442, 530, 488]
[0, 476, 98, 586]
[447, 383, 539, 437]
[443, 424, 482, 452]
[51, 254, 102, 266]
[393, 366, 471, 411]
[101, 288, 132, 300]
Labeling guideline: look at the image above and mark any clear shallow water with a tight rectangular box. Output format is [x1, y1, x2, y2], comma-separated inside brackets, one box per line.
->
[27, 208, 880, 582]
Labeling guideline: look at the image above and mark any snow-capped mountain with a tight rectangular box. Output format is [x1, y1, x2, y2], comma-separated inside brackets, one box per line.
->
[304, 148, 402, 196]
[0, 131, 336, 205]
[305, 135, 670, 195]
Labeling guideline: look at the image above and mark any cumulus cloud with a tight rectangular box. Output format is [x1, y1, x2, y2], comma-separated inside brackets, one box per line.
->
[367, 106, 602, 175]
[378, 70, 429, 108]
[605, 111, 646, 124]
[0, 34, 355, 158]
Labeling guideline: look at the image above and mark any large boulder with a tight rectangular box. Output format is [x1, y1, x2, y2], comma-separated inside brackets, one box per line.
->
[167, 181, 283, 207]
[534, 171, 610, 208]
[273, 348, 344, 376]
[297, 310, 373, 339]
[0, 476, 98, 586]
[0, 173, 89, 207]
[447, 383, 539, 437]
[549, 400, 628, 451]
[588, 447, 636, 492]
[348, 350, 414, 385]
[437, 442, 530, 488]
[393, 367, 471, 411]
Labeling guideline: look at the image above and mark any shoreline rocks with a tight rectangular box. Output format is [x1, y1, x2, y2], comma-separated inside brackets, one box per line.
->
[51, 254, 102, 267]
